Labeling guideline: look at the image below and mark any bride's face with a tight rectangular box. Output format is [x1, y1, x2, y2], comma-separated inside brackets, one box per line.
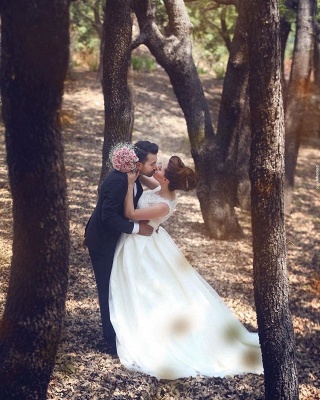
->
[154, 160, 168, 183]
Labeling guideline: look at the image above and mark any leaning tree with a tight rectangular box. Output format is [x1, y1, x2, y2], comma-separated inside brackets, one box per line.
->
[99, 0, 250, 239]
[99, 0, 134, 182]
[0, 0, 70, 398]
[95, 0, 317, 237]
[214, 0, 251, 223]
[245, 0, 299, 398]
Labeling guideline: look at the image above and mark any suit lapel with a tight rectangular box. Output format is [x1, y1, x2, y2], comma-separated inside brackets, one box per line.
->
[134, 179, 143, 208]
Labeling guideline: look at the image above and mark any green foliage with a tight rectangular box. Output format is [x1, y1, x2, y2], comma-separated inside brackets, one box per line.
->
[70, 0, 104, 68]
[285, 24, 296, 59]
[154, 0, 168, 29]
[212, 62, 226, 80]
[279, 0, 297, 23]
[183, 1, 236, 76]
[278, 0, 298, 60]
[131, 55, 157, 73]
[196, 66, 208, 75]
[68, 0, 238, 75]
[67, 0, 301, 77]
[151, 0, 237, 72]
[187, 1, 237, 56]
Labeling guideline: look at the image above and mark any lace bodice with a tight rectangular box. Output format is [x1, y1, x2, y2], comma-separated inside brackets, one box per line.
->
[137, 186, 178, 229]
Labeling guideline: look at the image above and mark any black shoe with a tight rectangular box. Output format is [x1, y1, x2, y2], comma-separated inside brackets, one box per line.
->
[96, 340, 117, 356]
[105, 340, 117, 356]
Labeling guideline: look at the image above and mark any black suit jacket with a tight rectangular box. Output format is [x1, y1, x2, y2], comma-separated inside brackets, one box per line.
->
[84, 170, 143, 254]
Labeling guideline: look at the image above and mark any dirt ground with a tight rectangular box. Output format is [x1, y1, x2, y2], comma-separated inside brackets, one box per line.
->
[0, 69, 319, 399]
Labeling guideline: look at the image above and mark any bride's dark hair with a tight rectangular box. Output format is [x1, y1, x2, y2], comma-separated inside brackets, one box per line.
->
[165, 156, 197, 192]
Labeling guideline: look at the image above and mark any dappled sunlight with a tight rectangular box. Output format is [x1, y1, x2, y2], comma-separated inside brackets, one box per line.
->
[0, 132, 12, 311]
[132, 70, 193, 161]
[0, 142, 12, 243]
[0, 71, 319, 399]
[293, 315, 318, 333]
[66, 298, 98, 315]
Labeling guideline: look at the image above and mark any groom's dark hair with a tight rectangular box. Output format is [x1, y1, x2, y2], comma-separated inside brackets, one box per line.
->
[134, 141, 158, 163]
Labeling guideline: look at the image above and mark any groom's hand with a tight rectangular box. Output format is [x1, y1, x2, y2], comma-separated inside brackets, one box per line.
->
[138, 220, 153, 236]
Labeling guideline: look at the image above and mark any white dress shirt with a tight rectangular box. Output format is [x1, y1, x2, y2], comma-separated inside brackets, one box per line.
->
[132, 183, 139, 233]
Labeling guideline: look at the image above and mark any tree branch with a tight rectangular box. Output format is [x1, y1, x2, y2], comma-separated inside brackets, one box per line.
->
[220, 6, 232, 52]
[93, 1, 103, 37]
[203, 5, 222, 12]
[132, 0, 166, 55]
[163, 0, 193, 37]
[315, 19, 320, 37]
[131, 32, 147, 49]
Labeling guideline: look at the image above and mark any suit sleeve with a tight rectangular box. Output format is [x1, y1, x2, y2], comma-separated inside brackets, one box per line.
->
[101, 174, 134, 234]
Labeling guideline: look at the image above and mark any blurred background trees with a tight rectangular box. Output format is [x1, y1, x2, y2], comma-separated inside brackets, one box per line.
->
[70, 0, 104, 71]
[69, 0, 239, 75]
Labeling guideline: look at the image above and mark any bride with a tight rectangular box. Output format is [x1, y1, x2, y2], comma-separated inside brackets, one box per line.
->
[109, 155, 263, 380]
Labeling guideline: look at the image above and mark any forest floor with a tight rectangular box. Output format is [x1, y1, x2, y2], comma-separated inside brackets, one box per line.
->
[0, 69, 319, 399]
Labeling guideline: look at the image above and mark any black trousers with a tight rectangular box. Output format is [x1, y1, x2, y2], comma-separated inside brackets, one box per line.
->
[89, 248, 116, 344]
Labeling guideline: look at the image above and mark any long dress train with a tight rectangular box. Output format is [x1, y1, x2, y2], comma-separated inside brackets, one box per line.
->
[109, 187, 263, 380]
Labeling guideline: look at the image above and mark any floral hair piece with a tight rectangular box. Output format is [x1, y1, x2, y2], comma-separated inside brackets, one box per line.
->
[109, 142, 139, 173]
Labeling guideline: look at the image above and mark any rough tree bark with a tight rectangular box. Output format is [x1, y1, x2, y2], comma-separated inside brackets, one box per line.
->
[0, 1, 70, 399]
[284, 0, 315, 212]
[100, 0, 134, 183]
[245, 0, 299, 399]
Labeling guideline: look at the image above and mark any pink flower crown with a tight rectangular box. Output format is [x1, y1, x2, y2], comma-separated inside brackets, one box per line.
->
[109, 143, 139, 173]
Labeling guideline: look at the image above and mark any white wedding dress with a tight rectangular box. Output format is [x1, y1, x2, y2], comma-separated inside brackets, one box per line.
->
[109, 187, 263, 380]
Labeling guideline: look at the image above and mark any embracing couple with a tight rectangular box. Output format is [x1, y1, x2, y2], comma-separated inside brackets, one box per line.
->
[84, 140, 263, 380]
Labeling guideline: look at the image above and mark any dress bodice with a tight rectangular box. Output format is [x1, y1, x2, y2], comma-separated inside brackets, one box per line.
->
[137, 186, 178, 230]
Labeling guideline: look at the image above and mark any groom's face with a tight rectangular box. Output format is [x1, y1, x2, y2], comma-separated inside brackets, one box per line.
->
[138, 153, 158, 177]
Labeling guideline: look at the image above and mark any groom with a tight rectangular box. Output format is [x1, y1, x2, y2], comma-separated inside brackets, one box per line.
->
[84, 140, 159, 355]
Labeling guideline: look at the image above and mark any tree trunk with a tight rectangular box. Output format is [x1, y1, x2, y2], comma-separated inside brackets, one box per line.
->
[133, 0, 246, 238]
[0, 1, 70, 399]
[312, 17, 320, 137]
[284, 0, 315, 212]
[216, 3, 248, 162]
[314, 23, 320, 89]
[98, 2, 106, 83]
[100, 0, 134, 183]
[280, 15, 292, 95]
[245, 0, 299, 399]
[214, 1, 250, 233]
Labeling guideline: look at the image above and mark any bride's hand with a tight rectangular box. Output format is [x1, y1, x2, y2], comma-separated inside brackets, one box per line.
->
[127, 171, 138, 186]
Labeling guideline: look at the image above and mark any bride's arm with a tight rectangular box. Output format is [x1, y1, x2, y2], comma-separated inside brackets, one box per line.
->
[125, 173, 169, 220]
[138, 175, 160, 189]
